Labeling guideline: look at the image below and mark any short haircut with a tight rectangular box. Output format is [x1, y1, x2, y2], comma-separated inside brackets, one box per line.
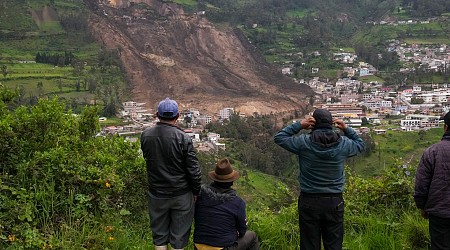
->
[444, 111, 450, 127]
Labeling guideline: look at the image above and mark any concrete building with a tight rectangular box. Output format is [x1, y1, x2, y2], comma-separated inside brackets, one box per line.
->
[219, 108, 234, 120]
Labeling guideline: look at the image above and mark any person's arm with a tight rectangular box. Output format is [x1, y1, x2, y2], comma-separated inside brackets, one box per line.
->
[334, 118, 365, 157]
[273, 116, 315, 153]
[235, 199, 248, 238]
[184, 138, 202, 195]
[414, 149, 433, 218]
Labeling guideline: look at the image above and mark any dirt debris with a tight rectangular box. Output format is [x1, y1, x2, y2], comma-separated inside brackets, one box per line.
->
[87, 0, 315, 116]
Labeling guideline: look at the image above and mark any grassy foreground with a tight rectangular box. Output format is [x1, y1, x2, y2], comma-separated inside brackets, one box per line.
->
[0, 88, 431, 249]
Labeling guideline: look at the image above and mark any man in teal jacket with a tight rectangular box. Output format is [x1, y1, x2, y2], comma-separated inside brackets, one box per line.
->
[274, 108, 364, 250]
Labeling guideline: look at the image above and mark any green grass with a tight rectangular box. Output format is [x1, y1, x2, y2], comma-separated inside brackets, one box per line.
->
[0, 0, 38, 32]
[99, 117, 129, 127]
[318, 69, 340, 79]
[404, 38, 450, 44]
[350, 128, 443, 176]
[35, 21, 63, 34]
[1, 62, 72, 77]
[359, 75, 385, 83]
[352, 22, 448, 46]
[27, 0, 52, 9]
[286, 9, 313, 18]
[332, 47, 356, 53]
[236, 169, 281, 210]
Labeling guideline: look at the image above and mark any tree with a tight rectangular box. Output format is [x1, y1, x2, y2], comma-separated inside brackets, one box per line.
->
[37, 81, 44, 97]
[418, 130, 426, 141]
[1, 65, 7, 77]
[411, 97, 425, 104]
[57, 79, 63, 93]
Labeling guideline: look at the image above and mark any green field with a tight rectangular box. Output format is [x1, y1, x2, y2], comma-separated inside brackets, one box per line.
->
[286, 9, 313, 18]
[404, 37, 450, 44]
[352, 22, 449, 45]
[351, 128, 444, 176]
[359, 75, 385, 83]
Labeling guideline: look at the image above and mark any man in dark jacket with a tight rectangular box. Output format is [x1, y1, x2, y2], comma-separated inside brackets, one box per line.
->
[274, 108, 365, 250]
[140, 97, 202, 250]
[194, 158, 259, 250]
[414, 111, 450, 250]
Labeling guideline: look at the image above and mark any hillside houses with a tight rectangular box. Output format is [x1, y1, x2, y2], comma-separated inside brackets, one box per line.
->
[391, 42, 449, 73]
[101, 101, 240, 151]
[306, 69, 449, 130]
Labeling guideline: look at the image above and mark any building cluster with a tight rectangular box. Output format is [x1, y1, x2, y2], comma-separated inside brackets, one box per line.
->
[387, 40, 450, 73]
[100, 102, 237, 151]
[365, 17, 436, 26]
[307, 76, 450, 131]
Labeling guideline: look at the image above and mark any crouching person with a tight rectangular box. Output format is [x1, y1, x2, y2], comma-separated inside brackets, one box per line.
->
[194, 159, 259, 250]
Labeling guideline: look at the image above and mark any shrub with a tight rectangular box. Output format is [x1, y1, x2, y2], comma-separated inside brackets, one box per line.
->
[0, 92, 146, 248]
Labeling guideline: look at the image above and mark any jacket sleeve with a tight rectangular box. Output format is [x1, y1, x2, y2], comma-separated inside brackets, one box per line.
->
[235, 198, 248, 238]
[273, 122, 303, 153]
[414, 149, 433, 209]
[343, 127, 365, 157]
[184, 138, 202, 195]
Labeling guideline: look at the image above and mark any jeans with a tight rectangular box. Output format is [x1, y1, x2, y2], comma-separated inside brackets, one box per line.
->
[429, 214, 450, 250]
[148, 192, 194, 249]
[298, 193, 344, 250]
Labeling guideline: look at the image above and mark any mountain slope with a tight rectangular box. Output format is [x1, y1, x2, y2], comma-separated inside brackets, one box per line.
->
[86, 0, 314, 114]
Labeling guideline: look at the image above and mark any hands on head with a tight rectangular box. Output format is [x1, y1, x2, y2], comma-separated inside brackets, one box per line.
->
[300, 116, 348, 130]
[332, 118, 348, 130]
[301, 116, 316, 129]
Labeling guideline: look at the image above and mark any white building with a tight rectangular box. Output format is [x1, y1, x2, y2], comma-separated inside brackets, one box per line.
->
[400, 114, 440, 130]
[282, 67, 292, 75]
[121, 101, 147, 119]
[207, 132, 221, 143]
[364, 99, 392, 109]
[219, 108, 234, 120]
[196, 115, 212, 125]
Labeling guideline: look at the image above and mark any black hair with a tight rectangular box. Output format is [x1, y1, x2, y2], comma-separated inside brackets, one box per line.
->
[157, 113, 179, 121]
[213, 181, 233, 188]
[444, 111, 450, 128]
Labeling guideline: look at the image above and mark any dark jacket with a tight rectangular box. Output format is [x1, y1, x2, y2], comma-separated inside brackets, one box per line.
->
[194, 183, 247, 247]
[140, 122, 202, 197]
[414, 131, 450, 218]
[274, 122, 365, 193]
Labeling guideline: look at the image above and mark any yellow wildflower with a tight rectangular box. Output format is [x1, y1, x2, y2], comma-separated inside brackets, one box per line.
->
[105, 226, 113, 232]
[105, 182, 111, 188]
[8, 234, 15, 241]
[108, 236, 114, 241]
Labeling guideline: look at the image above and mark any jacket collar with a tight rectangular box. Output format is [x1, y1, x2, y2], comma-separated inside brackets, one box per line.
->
[157, 122, 178, 128]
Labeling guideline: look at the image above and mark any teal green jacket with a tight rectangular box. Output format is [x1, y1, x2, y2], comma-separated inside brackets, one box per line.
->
[274, 122, 365, 193]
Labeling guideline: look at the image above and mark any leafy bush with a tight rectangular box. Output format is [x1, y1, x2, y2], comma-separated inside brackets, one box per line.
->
[0, 88, 146, 248]
[345, 159, 416, 215]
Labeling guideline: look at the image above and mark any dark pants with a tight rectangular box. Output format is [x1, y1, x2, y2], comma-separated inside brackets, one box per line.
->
[148, 192, 194, 249]
[298, 193, 344, 250]
[223, 231, 259, 250]
[429, 214, 450, 250]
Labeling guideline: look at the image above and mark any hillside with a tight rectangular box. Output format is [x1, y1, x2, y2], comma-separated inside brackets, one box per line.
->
[85, 0, 314, 115]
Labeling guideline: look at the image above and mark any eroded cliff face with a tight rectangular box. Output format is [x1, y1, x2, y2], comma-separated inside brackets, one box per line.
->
[87, 0, 314, 115]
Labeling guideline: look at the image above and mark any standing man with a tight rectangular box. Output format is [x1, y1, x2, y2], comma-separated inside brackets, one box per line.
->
[274, 108, 364, 250]
[414, 111, 450, 250]
[194, 158, 259, 250]
[141, 97, 202, 250]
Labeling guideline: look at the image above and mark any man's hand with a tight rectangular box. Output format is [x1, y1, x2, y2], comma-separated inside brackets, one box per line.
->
[333, 118, 348, 130]
[301, 116, 316, 130]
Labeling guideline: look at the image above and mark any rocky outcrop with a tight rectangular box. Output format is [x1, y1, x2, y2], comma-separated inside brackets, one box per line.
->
[87, 0, 314, 115]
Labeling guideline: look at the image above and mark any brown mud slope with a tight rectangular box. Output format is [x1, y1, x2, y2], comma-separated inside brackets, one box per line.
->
[86, 0, 314, 115]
